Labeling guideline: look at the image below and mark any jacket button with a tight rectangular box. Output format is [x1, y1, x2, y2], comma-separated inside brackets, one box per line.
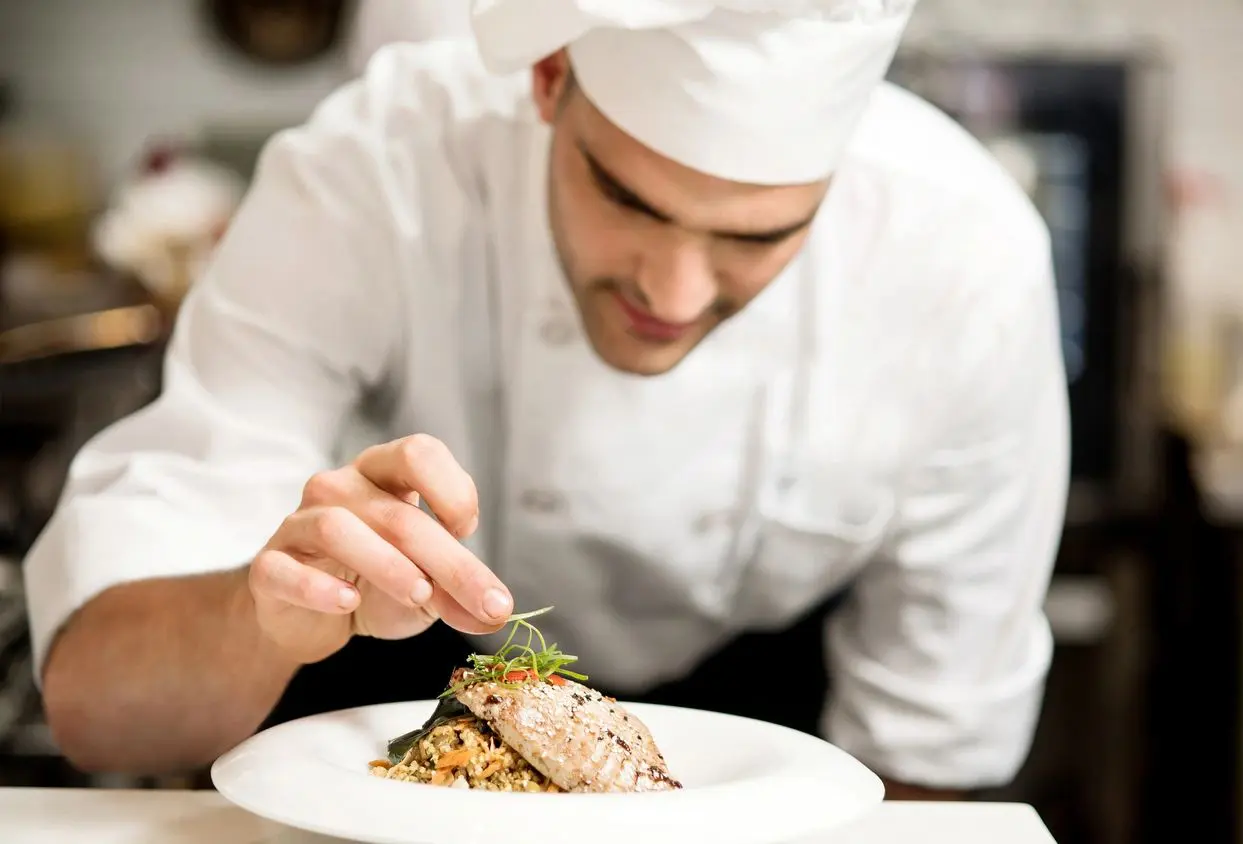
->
[539, 316, 576, 345]
[518, 488, 565, 514]
[692, 510, 739, 535]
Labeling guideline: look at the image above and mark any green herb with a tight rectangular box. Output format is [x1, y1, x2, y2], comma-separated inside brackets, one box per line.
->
[385, 696, 471, 765]
[438, 606, 588, 699]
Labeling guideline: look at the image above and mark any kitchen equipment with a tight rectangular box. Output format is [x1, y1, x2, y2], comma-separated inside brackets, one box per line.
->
[888, 47, 1169, 525]
[206, 0, 350, 66]
[0, 114, 96, 272]
[888, 46, 1173, 844]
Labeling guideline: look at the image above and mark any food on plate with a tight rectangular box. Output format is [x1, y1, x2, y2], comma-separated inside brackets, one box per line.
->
[370, 607, 682, 793]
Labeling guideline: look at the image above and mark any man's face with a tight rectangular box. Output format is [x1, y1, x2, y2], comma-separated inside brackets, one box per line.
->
[533, 56, 829, 377]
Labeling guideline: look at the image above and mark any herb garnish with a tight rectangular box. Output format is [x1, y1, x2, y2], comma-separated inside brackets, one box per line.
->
[439, 606, 588, 699]
[385, 695, 471, 765]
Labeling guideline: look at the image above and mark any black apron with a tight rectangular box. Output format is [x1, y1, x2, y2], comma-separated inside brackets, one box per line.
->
[263, 590, 848, 737]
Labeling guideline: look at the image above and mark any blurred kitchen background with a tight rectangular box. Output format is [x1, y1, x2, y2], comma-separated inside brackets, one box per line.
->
[1, 1, 1241, 842]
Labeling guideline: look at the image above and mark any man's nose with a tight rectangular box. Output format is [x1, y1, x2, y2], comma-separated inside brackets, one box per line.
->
[635, 236, 717, 323]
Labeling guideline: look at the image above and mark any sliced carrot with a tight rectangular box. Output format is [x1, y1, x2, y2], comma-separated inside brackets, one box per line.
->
[546, 674, 567, 686]
[436, 748, 474, 770]
[368, 759, 392, 769]
[503, 669, 536, 682]
[430, 768, 453, 786]
[479, 759, 503, 779]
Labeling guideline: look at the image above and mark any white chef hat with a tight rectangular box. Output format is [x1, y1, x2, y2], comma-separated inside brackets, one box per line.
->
[470, 0, 917, 185]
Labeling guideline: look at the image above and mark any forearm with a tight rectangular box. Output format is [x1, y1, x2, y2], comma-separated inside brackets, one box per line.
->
[40, 567, 299, 775]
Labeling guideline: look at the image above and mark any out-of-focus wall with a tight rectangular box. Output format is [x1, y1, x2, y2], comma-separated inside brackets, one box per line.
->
[3, 0, 1239, 303]
[0, 0, 351, 190]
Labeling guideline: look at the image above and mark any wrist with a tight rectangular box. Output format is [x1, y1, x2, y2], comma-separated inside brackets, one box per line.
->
[228, 564, 302, 675]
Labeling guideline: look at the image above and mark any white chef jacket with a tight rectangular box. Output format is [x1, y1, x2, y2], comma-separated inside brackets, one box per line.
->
[23, 40, 1070, 790]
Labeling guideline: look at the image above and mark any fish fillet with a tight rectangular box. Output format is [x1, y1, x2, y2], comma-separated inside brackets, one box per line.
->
[451, 668, 682, 793]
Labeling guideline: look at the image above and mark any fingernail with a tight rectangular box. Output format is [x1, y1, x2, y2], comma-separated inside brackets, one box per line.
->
[410, 579, 433, 605]
[482, 588, 512, 621]
[338, 587, 358, 610]
[458, 513, 480, 539]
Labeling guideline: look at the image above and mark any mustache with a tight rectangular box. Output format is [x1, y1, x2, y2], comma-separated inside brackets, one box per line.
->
[590, 278, 738, 320]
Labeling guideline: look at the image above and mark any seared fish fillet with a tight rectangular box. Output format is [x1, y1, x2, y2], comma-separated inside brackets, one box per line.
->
[451, 668, 682, 793]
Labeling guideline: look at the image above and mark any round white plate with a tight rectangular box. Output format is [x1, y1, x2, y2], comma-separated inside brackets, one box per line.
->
[212, 700, 884, 844]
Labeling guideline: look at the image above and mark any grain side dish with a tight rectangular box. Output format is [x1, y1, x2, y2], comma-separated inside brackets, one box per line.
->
[369, 608, 681, 794]
[371, 712, 554, 792]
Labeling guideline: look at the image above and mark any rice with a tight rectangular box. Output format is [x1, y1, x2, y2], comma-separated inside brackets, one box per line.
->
[370, 716, 558, 793]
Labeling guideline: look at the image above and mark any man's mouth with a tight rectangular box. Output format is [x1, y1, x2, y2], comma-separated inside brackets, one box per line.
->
[611, 291, 696, 342]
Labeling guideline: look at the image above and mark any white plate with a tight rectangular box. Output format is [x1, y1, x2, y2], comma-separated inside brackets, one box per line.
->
[212, 700, 884, 844]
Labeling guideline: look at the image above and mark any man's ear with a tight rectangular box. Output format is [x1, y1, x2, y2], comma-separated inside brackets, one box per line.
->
[532, 49, 572, 124]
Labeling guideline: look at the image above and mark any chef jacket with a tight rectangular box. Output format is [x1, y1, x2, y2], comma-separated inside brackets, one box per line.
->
[23, 40, 1071, 790]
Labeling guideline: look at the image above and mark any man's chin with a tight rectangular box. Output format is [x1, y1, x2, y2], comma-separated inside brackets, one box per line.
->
[584, 332, 696, 377]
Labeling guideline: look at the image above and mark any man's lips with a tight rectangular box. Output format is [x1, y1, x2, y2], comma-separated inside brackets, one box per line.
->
[612, 292, 696, 341]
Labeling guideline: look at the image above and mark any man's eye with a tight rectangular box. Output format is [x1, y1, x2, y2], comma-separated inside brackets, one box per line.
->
[605, 190, 660, 221]
[609, 192, 641, 212]
[728, 233, 787, 247]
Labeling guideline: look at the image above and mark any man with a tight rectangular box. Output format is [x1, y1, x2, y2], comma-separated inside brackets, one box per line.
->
[23, 0, 1070, 801]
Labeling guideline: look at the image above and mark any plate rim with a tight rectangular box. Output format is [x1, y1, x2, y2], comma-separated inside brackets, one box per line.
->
[211, 698, 885, 844]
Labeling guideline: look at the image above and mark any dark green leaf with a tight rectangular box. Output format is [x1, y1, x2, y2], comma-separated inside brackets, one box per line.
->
[385, 696, 471, 765]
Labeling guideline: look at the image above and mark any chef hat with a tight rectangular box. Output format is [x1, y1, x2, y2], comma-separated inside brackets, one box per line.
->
[470, 0, 917, 185]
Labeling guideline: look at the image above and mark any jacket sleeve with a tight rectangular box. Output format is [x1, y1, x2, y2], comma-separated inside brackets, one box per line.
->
[822, 222, 1072, 790]
[22, 64, 412, 681]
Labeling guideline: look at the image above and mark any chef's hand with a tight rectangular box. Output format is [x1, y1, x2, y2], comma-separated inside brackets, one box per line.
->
[247, 434, 513, 664]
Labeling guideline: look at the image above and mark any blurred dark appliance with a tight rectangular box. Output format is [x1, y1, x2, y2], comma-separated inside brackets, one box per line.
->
[888, 48, 1168, 525]
[889, 47, 1173, 844]
[206, 0, 350, 66]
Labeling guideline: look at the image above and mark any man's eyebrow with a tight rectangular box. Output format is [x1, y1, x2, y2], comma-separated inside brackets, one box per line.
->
[578, 142, 818, 244]
[718, 214, 818, 244]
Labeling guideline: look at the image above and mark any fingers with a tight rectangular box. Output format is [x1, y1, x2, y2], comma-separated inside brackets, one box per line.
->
[360, 489, 512, 628]
[250, 547, 360, 614]
[295, 433, 512, 633]
[428, 583, 510, 636]
[354, 435, 479, 539]
[351, 585, 440, 640]
[278, 506, 436, 610]
[306, 465, 513, 630]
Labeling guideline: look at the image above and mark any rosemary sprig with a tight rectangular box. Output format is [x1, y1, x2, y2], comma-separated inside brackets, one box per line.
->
[439, 606, 588, 699]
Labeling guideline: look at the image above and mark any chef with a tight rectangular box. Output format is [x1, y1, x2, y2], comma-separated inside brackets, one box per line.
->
[23, 0, 1070, 801]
